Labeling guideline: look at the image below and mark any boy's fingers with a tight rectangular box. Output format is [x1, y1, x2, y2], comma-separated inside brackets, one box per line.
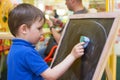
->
[76, 42, 85, 48]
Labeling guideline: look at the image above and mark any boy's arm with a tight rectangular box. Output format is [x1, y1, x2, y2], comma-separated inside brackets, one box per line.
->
[41, 42, 84, 80]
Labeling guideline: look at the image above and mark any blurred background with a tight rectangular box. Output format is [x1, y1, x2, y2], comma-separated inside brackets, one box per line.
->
[0, 0, 120, 80]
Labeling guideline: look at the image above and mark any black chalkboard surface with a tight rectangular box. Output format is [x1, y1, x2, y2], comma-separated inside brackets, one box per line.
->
[51, 13, 120, 80]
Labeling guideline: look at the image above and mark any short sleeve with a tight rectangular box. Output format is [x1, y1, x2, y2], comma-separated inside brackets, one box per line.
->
[24, 50, 49, 76]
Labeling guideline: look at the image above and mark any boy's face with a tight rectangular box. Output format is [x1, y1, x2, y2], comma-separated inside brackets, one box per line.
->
[26, 19, 44, 45]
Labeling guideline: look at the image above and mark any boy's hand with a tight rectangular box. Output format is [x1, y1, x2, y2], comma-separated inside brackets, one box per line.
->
[70, 42, 84, 59]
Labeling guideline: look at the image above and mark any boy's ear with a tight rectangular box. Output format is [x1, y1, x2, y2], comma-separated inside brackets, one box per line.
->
[19, 24, 28, 34]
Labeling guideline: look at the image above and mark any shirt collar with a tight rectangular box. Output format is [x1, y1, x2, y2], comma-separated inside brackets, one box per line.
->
[12, 38, 35, 48]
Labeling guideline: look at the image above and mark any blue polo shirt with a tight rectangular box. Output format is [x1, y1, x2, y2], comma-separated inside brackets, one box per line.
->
[7, 38, 49, 80]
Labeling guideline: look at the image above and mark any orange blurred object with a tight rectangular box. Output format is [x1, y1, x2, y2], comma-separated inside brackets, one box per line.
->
[44, 45, 57, 62]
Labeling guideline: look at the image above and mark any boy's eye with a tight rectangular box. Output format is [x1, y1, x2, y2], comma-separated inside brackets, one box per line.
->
[38, 27, 42, 30]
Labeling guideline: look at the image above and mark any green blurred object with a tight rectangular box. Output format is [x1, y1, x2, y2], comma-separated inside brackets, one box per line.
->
[2, 16, 7, 23]
[43, 23, 49, 28]
[0, 53, 7, 80]
[80, 36, 85, 42]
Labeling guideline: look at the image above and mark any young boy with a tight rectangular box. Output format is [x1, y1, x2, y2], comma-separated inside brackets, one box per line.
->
[7, 3, 84, 80]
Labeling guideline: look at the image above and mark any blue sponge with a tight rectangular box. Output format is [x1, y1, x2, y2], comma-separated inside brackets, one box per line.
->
[80, 36, 90, 48]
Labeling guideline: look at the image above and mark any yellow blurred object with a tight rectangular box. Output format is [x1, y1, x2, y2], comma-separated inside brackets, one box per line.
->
[0, 0, 13, 32]
[108, 48, 116, 80]
[0, 0, 13, 55]
[106, 0, 109, 12]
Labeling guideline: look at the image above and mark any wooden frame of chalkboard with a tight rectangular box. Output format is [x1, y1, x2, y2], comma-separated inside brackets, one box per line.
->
[51, 12, 120, 80]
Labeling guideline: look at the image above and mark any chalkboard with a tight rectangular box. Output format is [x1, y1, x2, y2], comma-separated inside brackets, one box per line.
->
[51, 13, 120, 80]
